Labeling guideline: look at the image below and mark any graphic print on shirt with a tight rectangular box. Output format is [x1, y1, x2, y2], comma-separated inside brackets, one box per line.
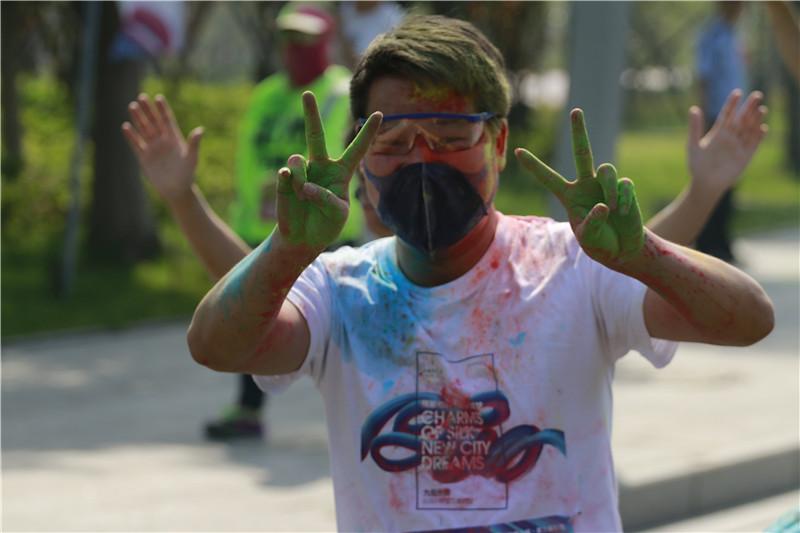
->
[360, 352, 566, 511]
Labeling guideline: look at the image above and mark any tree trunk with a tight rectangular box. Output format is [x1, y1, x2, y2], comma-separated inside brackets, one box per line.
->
[551, 2, 630, 220]
[88, 2, 160, 263]
[1, 2, 24, 177]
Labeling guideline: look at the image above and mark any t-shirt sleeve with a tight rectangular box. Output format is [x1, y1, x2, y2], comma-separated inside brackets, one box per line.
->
[252, 257, 333, 393]
[586, 253, 678, 368]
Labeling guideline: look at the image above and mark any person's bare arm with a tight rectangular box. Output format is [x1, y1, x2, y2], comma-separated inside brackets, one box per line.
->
[516, 109, 774, 347]
[765, 1, 800, 83]
[163, 185, 251, 279]
[122, 94, 251, 280]
[187, 92, 383, 376]
[647, 90, 768, 245]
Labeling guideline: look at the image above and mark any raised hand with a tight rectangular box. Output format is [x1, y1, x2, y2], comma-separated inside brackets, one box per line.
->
[122, 93, 203, 204]
[688, 89, 768, 201]
[276, 91, 382, 249]
[515, 109, 644, 266]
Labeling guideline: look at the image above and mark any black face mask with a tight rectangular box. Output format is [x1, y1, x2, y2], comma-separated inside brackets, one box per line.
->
[363, 162, 488, 255]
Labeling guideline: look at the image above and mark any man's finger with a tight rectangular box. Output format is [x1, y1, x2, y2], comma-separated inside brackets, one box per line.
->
[687, 105, 704, 148]
[570, 108, 595, 180]
[302, 91, 328, 161]
[737, 91, 762, 123]
[277, 167, 294, 195]
[121, 122, 146, 157]
[616, 178, 644, 253]
[739, 95, 765, 136]
[155, 94, 182, 138]
[743, 107, 769, 148]
[128, 102, 156, 139]
[719, 89, 742, 128]
[340, 112, 383, 170]
[514, 148, 570, 198]
[187, 127, 204, 162]
[287, 154, 308, 200]
[302, 182, 348, 219]
[576, 203, 609, 244]
[596, 163, 618, 211]
[137, 94, 163, 134]
[616, 179, 643, 230]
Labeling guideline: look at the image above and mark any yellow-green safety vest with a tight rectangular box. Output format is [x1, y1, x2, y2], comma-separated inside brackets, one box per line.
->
[231, 65, 363, 245]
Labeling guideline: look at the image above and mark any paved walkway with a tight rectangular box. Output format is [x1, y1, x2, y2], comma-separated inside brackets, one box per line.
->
[3, 229, 798, 531]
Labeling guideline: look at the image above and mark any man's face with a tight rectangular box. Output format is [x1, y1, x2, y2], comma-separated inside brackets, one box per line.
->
[360, 76, 508, 212]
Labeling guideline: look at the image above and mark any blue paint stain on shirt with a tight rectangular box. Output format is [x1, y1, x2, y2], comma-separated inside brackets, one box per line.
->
[321, 238, 433, 380]
[509, 332, 526, 346]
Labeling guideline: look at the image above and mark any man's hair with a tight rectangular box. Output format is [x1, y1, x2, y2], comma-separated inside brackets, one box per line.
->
[350, 15, 511, 133]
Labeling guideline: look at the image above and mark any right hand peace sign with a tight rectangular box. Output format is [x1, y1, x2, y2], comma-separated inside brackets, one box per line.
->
[515, 109, 645, 267]
[277, 91, 382, 249]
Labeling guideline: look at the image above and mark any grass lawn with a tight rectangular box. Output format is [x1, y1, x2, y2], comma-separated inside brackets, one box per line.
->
[3, 78, 798, 339]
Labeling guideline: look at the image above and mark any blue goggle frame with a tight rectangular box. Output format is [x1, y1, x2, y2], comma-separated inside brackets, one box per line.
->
[357, 111, 496, 128]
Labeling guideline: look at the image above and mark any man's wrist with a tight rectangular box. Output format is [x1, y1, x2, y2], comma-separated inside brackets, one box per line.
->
[686, 176, 726, 208]
[164, 183, 200, 213]
[269, 230, 324, 267]
[613, 229, 679, 279]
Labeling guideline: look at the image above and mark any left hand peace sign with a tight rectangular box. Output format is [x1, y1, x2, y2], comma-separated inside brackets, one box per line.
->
[514, 109, 644, 266]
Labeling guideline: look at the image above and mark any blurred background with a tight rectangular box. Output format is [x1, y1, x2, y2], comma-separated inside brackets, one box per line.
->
[2, 0, 798, 338]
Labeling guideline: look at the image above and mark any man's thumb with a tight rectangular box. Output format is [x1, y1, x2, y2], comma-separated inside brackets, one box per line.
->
[188, 127, 204, 157]
[687, 106, 703, 147]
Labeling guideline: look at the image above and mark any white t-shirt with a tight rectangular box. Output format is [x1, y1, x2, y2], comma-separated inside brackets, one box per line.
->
[255, 213, 677, 532]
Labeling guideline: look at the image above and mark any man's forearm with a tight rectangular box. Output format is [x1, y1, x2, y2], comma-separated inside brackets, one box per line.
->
[187, 231, 319, 372]
[646, 183, 721, 245]
[617, 230, 773, 344]
[167, 184, 251, 280]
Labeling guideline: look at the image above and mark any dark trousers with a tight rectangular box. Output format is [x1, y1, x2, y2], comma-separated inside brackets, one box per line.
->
[237, 239, 269, 412]
[238, 373, 266, 410]
[696, 189, 734, 260]
[695, 116, 735, 261]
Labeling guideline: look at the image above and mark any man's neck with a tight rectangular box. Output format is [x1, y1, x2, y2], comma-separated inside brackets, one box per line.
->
[396, 209, 499, 287]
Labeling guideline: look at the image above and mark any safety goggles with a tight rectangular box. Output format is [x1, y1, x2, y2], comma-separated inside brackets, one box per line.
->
[357, 112, 496, 156]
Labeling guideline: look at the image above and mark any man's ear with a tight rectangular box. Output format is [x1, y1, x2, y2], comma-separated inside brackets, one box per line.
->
[494, 119, 509, 171]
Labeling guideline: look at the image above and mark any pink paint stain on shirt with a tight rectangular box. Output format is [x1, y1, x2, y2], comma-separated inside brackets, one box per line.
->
[440, 381, 471, 410]
[387, 477, 407, 512]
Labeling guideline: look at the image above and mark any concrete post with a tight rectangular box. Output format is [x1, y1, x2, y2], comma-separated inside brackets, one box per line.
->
[550, 2, 631, 220]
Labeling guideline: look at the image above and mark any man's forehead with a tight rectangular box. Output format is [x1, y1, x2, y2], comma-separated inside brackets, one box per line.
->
[410, 84, 470, 109]
[367, 77, 473, 113]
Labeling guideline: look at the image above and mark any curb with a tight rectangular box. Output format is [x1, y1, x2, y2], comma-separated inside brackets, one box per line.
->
[620, 447, 800, 531]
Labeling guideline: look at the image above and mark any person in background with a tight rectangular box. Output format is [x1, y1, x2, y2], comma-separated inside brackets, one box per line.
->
[209, 2, 362, 441]
[694, 0, 748, 262]
[336, 1, 405, 69]
[215, 2, 358, 441]
[764, 1, 800, 84]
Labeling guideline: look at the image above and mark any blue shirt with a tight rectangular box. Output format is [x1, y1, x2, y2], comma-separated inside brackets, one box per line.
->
[696, 16, 747, 118]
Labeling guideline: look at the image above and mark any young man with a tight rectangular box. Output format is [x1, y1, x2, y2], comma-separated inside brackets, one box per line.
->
[126, 16, 772, 532]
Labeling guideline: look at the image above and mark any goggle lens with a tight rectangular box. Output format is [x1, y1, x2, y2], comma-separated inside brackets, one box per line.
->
[359, 112, 496, 156]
